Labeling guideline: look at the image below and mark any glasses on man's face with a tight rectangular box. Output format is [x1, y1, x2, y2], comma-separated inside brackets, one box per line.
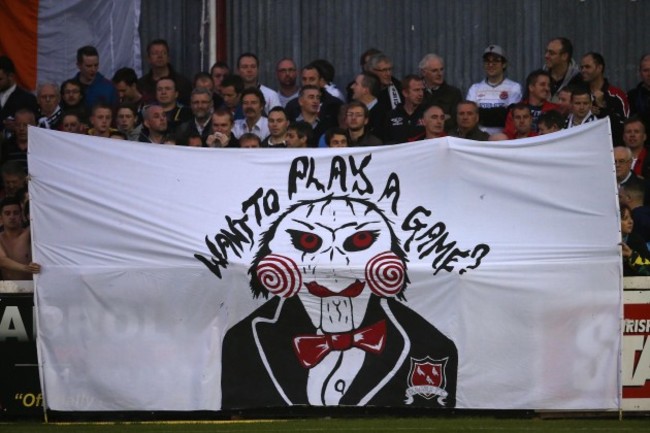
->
[483, 58, 503, 65]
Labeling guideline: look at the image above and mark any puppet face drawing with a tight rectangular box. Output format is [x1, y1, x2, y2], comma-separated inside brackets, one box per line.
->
[256, 198, 406, 333]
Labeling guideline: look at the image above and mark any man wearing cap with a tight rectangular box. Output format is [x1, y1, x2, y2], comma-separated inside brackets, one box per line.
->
[466, 45, 522, 135]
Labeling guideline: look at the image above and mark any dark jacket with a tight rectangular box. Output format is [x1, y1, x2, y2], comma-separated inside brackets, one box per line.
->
[221, 294, 458, 410]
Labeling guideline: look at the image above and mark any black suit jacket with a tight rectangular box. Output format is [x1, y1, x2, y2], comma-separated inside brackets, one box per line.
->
[174, 118, 213, 146]
[221, 294, 457, 409]
[0, 86, 39, 129]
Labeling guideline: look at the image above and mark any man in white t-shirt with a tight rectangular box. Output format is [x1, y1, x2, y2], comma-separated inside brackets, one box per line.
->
[237, 52, 281, 115]
[466, 45, 522, 135]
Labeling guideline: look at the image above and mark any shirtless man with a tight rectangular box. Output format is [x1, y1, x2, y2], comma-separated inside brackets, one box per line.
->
[0, 198, 40, 280]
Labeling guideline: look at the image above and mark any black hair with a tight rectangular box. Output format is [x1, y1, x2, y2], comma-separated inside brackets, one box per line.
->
[221, 75, 245, 94]
[112, 67, 138, 86]
[0, 55, 16, 75]
[76, 45, 99, 63]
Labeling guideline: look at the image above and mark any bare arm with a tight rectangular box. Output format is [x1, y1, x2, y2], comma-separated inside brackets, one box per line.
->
[0, 240, 40, 274]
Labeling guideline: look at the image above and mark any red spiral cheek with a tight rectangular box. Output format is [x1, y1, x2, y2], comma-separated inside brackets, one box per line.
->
[365, 251, 405, 297]
[256, 254, 302, 298]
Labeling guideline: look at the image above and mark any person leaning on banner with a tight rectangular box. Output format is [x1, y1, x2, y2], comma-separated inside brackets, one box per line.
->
[621, 202, 650, 276]
[0, 197, 40, 280]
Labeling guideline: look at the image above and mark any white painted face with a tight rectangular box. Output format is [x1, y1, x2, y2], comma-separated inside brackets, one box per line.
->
[261, 199, 403, 333]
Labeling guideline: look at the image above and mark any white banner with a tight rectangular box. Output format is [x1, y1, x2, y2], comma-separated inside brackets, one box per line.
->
[29, 120, 621, 411]
[37, 0, 142, 87]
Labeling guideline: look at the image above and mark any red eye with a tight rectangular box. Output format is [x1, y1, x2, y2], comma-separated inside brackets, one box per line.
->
[343, 231, 377, 252]
[287, 230, 322, 253]
[300, 233, 320, 250]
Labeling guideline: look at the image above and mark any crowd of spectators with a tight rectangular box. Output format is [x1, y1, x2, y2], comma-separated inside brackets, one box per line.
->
[0, 36, 649, 279]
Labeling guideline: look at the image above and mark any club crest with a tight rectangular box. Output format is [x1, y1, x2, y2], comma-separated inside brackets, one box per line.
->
[405, 356, 449, 405]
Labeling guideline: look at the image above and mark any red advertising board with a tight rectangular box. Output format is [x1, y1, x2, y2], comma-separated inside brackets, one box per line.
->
[622, 289, 650, 410]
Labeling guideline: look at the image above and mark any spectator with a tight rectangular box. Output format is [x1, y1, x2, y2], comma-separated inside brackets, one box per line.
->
[346, 47, 382, 102]
[232, 87, 269, 141]
[139, 105, 170, 144]
[419, 105, 447, 140]
[623, 117, 649, 177]
[112, 67, 145, 121]
[419, 53, 462, 132]
[543, 37, 583, 102]
[187, 132, 203, 147]
[286, 121, 312, 148]
[367, 53, 403, 111]
[175, 88, 214, 146]
[286, 64, 342, 131]
[564, 87, 597, 128]
[193, 71, 224, 110]
[115, 103, 142, 141]
[555, 87, 573, 117]
[537, 110, 565, 135]
[449, 101, 490, 141]
[60, 79, 89, 127]
[350, 71, 388, 141]
[156, 77, 191, 135]
[239, 132, 262, 148]
[0, 197, 40, 280]
[620, 178, 650, 245]
[506, 103, 537, 139]
[503, 70, 558, 136]
[294, 85, 331, 147]
[220, 75, 245, 121]
[628, 53, 650, 142]
[210, 61, 230, 97]
[1, 161, 26, 199]
[193, 72, 214, 92]
[237, 52, 280, 114]
[138, 39, 193, 105]
[345, 101, 382, 146]
[36, 82, 62, 130]
[325, 127, 350, 148]
[262, 106, 289, 148]
[87, 102, 117, 138]
[275, 58, 299, 107]
[73, 45, 118, 110]
[620, 202, 650, 276]
[580, 52, 629, 145]
[1, 109, 35, 169]
[60, 111, 85, 134]
[615, 146, 637, 187]
[466, 45, 522, 134]
[385, 74, 426, 144]
[311, 59, 346, 103]
[206, 109, 239, 148]
[0, 56, 38, 136]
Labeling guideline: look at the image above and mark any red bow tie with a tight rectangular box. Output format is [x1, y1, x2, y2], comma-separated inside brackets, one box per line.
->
[292, 320, 387, 369]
